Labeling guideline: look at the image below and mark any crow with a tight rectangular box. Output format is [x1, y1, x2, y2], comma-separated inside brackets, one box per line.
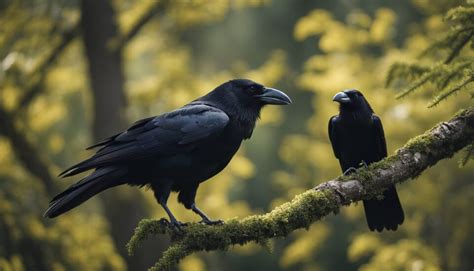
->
[329, 89, 404, 232]
[44, 79, 291, 227]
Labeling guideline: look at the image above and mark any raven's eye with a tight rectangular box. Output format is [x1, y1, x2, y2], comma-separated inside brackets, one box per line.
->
[248, 84, 262, 94]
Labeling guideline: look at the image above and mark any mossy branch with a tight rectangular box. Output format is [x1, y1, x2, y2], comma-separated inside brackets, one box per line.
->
[127, 107, 474, 271]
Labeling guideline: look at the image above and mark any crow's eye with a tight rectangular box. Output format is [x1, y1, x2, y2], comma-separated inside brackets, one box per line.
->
[248, 84, 262, 94]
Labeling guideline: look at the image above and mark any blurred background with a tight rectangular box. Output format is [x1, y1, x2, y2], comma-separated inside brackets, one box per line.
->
[0, 0, 473, 270]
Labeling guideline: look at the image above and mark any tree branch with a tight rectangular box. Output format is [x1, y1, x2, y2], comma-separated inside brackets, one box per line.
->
[112, 1, 168, 53]
[0, 26, 80, 196]
[127, 107, 474, 271]
[15, 25, 80, 112]
[6, 2, 165, 113]
[0, 106, 57, 195]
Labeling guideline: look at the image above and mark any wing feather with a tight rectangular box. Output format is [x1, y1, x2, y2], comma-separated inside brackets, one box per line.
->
[60, 104, 229, 177]
[372, 115, 388, 159]
[328, 115, 341, 159]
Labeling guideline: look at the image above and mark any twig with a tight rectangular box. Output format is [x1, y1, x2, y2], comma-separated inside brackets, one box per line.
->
[16, 25, 80, 112]
[112, 1, 168, 53]
[0, 106, 57, 195]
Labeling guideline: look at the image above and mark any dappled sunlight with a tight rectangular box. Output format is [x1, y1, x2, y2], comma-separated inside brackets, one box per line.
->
[0, 1, 472, 271]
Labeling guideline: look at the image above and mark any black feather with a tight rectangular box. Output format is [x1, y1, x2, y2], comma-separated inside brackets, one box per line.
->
[45, 167, 127, 218]
[328, 90, 404, 232]
[47, 79, 291, 222]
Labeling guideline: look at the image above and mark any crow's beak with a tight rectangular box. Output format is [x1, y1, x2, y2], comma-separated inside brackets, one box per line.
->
[256, 87, 292, 105]
[332, 92, 351, 104]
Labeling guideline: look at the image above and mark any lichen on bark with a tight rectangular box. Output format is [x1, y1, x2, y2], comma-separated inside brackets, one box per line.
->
[128, 107, 474, 271]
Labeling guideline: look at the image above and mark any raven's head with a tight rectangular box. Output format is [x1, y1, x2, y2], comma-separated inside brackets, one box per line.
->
[201, 79, 291, 138]
[332, 89, 374, 115]
[203, 78, 291, 113]
[227, 78, 291, 106]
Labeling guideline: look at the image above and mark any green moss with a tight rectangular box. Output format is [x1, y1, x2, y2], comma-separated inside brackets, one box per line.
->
[127, 189, 342, 270]
[126, 218, 172, 255]
[150, 243, 191, 271]
[128, 108, 474, 271]
[404, 133, 437, 154]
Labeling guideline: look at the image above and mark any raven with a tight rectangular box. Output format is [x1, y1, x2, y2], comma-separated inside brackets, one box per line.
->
[329, 89, 404, 232]
[44, 79, 291, 227]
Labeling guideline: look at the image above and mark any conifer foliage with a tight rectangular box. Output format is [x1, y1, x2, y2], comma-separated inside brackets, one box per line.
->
[386, 5, 474, 107]
[386, 3, 474, 164]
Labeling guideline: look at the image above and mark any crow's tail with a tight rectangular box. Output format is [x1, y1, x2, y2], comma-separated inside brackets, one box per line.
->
[363, 185, 404, 232]
[44, 167, 127, 218]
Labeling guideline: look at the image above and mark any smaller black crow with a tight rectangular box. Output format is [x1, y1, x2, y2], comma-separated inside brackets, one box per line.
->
[44, 79, 291, 228]
[329, 89, 404, 232]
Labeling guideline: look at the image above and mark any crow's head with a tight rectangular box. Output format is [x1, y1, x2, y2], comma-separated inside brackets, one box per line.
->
[332, 89, 373, 114]
[203, 79, 291, 114]
[200, 79, 291, 138]
[226, 78, 291, 106]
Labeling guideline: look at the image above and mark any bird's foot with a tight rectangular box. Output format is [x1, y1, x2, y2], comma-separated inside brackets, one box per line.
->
[343, 167, 358, 176]
[170, 219, 187, 232]
[199, 218, 224, 225]
[359, 160, 368, 168]
[161, 218, 187, 231]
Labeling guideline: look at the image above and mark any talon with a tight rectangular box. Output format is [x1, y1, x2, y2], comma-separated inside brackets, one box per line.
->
[158, 218, 170, 225]
[199, 219, 224, 225]
[168, 219, 186, 231]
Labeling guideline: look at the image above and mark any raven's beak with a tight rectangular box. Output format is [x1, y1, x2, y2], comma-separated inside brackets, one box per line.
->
[256, 87, 292, 105]
[332, 92, 351, 104]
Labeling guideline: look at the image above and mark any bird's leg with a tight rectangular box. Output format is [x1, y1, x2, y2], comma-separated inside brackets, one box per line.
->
[177, 184, 222, 225]
[159, 199, 185, 229]
[359, 160, 368, 168]
[191, 203, 223, 225]
[152, 182, 184, 229]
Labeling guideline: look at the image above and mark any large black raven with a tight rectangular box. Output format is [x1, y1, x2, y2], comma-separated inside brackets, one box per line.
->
[44, 79, 291, 227]
[329, 89, 404, 232]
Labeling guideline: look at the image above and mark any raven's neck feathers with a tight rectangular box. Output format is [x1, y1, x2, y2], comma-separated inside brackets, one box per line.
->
[339, 104, 374, 123]
[196, 94, 261, 140]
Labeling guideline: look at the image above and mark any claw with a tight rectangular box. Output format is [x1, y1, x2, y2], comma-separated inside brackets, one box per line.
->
[171, 220, 184, 227]
[161, 218, 186, 232]
[199, 218, 224, 225]
[171, 220, 187, 232]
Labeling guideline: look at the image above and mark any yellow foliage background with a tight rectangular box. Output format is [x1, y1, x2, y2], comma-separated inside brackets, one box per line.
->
[0, 1, 472, 271]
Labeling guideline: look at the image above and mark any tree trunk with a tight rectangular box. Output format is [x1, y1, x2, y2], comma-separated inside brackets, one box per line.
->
[80, 0, 126, 139]
[80, 1, 163, 269]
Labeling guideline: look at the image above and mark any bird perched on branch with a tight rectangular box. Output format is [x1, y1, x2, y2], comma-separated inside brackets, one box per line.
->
[328, 89, 404, 232]
[44, 79, 291, 227]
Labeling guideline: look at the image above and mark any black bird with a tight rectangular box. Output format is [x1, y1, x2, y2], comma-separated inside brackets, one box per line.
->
[44, 79, 291, 227]
[328, 89, 404, 232]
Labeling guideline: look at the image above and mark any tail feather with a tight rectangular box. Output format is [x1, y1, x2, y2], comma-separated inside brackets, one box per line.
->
[45, 167, 127, 218]
[58, 159, 94, 177]
[363, 185, 404, 232]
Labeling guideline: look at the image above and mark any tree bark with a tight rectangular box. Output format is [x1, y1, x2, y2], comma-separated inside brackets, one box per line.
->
[80, 0, 126, 139]
[127, 108, 474, 271]
[80, 1, 161, 269]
